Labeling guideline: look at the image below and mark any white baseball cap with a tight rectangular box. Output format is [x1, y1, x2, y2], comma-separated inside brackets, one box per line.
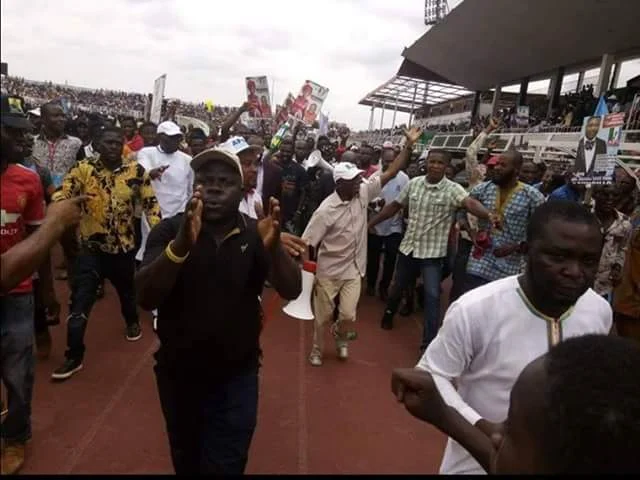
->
[333, 162, 364, 182]
[218, 136, 262, 156]
[157, 121, 182, 136]
[190, 147, 244, 181]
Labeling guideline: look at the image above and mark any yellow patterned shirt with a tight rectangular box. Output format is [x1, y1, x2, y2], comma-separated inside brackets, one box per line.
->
[52, 155, 161, 254]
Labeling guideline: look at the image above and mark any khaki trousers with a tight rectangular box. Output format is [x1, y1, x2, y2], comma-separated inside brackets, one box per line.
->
[312, 278, 361, 354]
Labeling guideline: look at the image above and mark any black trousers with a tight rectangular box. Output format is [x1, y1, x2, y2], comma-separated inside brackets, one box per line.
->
[66, 250, 138, 361]
[366, 232, 402, 292]
[155, 364, 259, 475]
[449, 237, 474, 304]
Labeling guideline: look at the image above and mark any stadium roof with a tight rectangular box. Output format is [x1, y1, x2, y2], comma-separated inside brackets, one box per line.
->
[359, 75, 472, 113]
[399, 0, 640, 91]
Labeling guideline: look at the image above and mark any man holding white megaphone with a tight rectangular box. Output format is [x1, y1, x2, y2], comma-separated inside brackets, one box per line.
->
[299, 127, 422, 367]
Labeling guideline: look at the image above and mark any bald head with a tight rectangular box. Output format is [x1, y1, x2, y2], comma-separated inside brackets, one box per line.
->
[501, 149, 524, 169]
[341, 150, 358, 165]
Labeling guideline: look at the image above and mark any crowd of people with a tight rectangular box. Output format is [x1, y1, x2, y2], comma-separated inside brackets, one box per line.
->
[0, 76, 237, 125]
[1, 82, 640, 476]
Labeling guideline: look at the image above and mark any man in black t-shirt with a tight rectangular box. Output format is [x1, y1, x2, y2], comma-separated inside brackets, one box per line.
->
[277, 136, 308, 234]
[135, 147, 301, 475]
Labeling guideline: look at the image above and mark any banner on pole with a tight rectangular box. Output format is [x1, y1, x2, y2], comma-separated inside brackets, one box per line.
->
[150, 74, 167, 124]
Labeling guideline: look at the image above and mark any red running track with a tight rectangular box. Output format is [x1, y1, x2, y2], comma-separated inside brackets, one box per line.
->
[18, 270, 448, 474]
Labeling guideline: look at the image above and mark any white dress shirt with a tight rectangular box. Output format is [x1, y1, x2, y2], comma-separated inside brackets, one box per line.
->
[238, 190, 262, 219]
[582, 136, 597, 173]
[416, 275, 612, 474]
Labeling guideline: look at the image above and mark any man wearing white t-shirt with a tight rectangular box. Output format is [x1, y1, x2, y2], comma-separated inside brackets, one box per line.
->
[414, 200, 612, 475]
[136, 121, 193, 328]
[136, 121, 193, 258]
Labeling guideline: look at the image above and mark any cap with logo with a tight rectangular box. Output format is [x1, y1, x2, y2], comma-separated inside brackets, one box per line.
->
[333, 162, 364, 182]
[0, 95, 33, 130]
[218, 136, 262, 157]
[156, 121, 182, 137]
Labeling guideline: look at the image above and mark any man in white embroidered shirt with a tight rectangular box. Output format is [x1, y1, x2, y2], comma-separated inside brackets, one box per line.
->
[302, 127, 422, 366]
[414, 200, 612, 475]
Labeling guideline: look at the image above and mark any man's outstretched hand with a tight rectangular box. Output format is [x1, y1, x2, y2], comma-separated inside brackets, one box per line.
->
[391, 368, 449, 427]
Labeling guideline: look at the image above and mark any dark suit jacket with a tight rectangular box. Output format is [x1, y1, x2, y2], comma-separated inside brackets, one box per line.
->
[574, 137, 607, 175]
[261, 155, 282, 215]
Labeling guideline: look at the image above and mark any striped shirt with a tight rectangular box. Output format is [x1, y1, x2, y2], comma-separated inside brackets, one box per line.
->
[466, 181, 545, 281]
[396, 176, 468, 259]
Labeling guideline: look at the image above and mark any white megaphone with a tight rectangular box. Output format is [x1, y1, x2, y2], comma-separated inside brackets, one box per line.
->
[282, 261, 316, 321]
[303, 150, 334, 173]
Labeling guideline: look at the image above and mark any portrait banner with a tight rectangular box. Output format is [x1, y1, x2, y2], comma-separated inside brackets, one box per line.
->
[245, 76, 272, 119]
[289, 80, 329, 125]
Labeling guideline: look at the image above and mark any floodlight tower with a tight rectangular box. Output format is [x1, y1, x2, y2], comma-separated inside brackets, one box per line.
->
[424, 0, 449, 25]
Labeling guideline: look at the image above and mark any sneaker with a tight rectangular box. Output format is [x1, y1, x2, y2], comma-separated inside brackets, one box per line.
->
[126, 323, 142, 342]
[309, 351, 323, 367]
[337, 344, 348, 360]
[51, 358, 83, 381]
[1, 441, 25, 475]
[1, 400, 7, 417]
[36, 330, 52, 359]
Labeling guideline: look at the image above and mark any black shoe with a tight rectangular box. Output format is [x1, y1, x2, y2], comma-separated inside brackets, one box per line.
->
[126, 323, 142, 342]
[51, 358, 83, 381]
[380, 311, 393, 330]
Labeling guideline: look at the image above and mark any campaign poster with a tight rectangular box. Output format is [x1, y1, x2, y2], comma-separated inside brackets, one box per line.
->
[289, 80, 329, 125]
[602, 112, 625, 149]
[245, 76, 272, 119]
[274, 93, 295, 127]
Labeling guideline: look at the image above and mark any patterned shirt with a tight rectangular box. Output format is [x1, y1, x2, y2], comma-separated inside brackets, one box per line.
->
[396, 176, 468, 259]
[613, 226, 640, 318]
[32, 133, 82, 187]
[52, 155, 161, 254]
[594, 211, 633, 296]
[466, 181, 545, 281]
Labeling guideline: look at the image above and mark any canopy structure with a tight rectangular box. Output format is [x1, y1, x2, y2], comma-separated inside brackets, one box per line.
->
[359, 75, 472, 114]
[400, 0, 640, 91]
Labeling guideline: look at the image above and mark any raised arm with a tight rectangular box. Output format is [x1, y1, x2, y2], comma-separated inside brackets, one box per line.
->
[380, 126, 422, 187]
[220, 103, 250, 142]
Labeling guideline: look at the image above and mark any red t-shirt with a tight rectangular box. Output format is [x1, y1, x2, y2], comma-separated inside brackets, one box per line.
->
[1, 163, 46, 294]
[126, 134, 145, 152]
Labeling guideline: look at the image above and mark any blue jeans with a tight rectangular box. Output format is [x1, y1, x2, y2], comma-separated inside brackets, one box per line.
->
[1, 293, 35, 442]
[155, 364, 259, 475]
[67, 250, 138, 361]
[385, 253, 446, 349]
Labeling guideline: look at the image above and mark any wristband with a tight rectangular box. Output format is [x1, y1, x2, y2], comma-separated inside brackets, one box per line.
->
[165, 240, 190, 264]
